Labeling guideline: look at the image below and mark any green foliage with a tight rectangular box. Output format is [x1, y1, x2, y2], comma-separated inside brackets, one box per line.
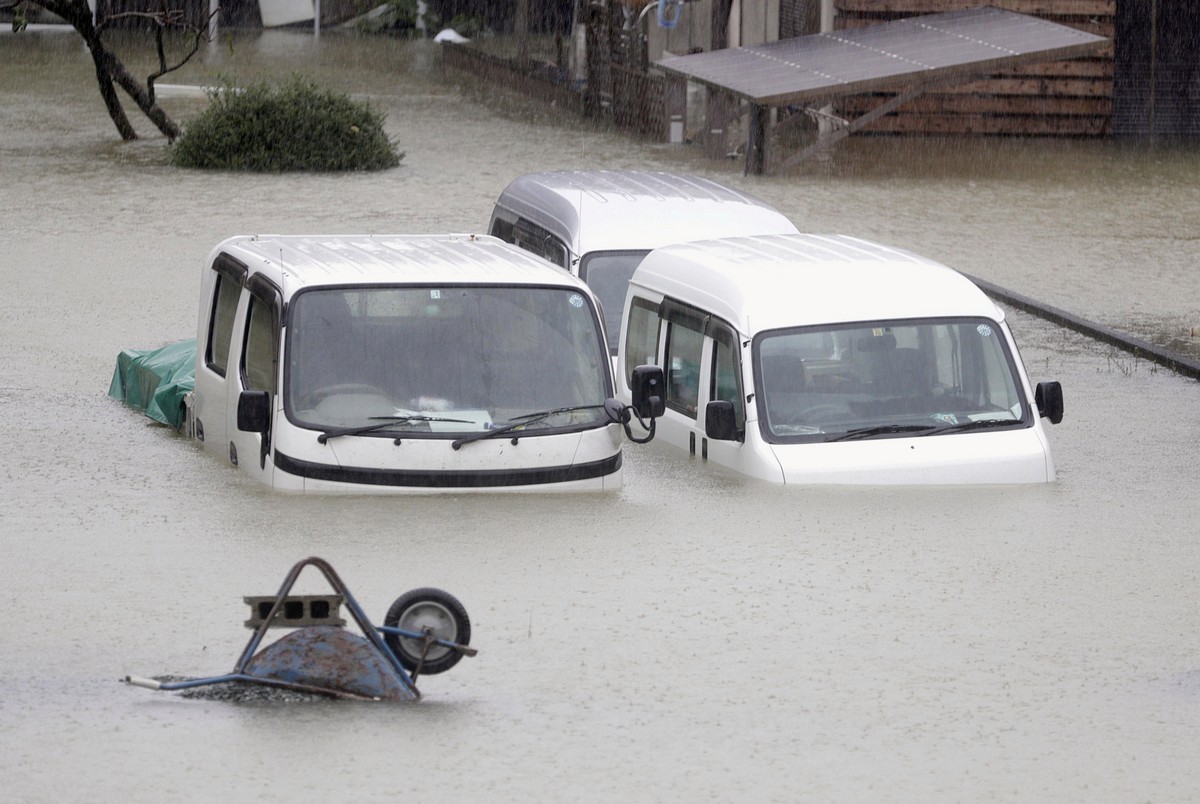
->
[445, 14, 484, 38]
[386, 0, 420, 30]
[170, 77, 403, 172]
[355, 0, 420, 35]
[353, 1, 484, 39]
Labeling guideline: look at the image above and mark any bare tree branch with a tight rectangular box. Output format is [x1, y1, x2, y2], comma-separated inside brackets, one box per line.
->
[12, 0, 215, 142]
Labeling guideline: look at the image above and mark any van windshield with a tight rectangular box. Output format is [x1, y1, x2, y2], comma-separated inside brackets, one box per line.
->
[285, 286, 612, 436]
[755, 318, 1030, 443]
[579, 250, 650, 354]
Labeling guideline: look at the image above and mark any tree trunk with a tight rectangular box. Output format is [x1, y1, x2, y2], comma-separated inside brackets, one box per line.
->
[515, 0, 530, 70]
[99, 45, 183, 140]
[89, 41, 139, 140]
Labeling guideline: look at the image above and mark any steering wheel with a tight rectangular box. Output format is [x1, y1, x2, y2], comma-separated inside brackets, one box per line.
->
[299, 383, 391, 409]
[786, 405, 845, 426]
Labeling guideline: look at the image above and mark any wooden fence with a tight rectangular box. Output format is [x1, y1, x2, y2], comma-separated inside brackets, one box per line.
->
[834, 0, 1115, 136]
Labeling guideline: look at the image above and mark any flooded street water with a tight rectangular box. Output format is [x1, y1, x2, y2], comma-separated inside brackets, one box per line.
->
[3, 28, 1200, 802]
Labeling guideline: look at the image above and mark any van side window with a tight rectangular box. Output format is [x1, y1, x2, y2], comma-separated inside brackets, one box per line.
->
[580, 250, 649, 353]
[490, 217, 514, 241]
[624, 297, 661, 388]
[205, 273, 241, 377]
[711, 330, 745, 432]
[243, 293, 277, 394]
[665, 320, 704, 419]
[513, 220, 569, 269]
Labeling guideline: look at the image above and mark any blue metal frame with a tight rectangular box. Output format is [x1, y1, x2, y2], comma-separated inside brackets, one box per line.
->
[124, 556, 474, 701]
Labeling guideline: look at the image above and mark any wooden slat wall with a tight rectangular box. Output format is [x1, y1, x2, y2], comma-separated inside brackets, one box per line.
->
[97, 0, 367, 30]
[833, 0, 1115, 136]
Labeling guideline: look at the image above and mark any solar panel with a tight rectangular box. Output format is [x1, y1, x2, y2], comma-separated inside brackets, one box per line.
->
[656, 7, 1109, 107]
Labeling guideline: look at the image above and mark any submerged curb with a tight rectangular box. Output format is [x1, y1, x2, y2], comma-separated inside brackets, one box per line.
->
[965, 273, 1200, 382]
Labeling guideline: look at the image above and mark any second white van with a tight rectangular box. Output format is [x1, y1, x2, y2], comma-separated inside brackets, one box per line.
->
[616, 234, 1064, 485]
[488, 170, 800, 352]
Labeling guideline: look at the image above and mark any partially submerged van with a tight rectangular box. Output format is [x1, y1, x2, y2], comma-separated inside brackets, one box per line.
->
[616, 234, 1064, 484]
[186, 234, 663, 493]
[488, 170, 800, 352]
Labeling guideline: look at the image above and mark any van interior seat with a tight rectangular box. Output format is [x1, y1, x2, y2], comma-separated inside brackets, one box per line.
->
[869, 346, 929, 399]
[760, 354, 807, 394]
[293, 293, 368, 396]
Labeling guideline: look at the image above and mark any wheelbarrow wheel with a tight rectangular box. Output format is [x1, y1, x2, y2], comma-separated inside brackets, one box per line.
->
[383, 588, 471, 675]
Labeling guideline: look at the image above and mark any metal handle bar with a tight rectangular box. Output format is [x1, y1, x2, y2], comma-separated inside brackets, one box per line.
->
[375, 625, 478, 656]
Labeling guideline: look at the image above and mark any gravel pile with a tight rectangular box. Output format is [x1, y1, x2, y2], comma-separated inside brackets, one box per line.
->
[155, 676, 336, 704]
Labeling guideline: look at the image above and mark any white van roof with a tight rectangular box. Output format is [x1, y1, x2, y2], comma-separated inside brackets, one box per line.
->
[210, 234, 586, 299]
[492, 170, 800, 257]
[631, 233, 1006, 334]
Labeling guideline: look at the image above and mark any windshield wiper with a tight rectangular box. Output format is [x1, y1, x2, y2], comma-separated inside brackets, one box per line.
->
[826, 424, 937, 442]
[827, 418, 1020, 443]
[451, 404, 607, 450]
[318, 414, 473, 443]
[922, 418, 1020, 436]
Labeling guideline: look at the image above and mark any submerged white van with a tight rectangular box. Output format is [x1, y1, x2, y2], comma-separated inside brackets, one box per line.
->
[488, 170, 800, 352]
[188, 234, 663, 493]
[616, 234, 1064, 485]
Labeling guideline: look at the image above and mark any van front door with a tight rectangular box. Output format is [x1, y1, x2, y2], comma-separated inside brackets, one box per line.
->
[700, 324, 748, 470]
[659, 301, 707, 456]
[194, 254, 246, 459]
[228, 276, 281, 485]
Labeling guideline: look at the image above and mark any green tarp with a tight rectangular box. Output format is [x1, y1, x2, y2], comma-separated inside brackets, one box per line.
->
[108, 339, 196, 430]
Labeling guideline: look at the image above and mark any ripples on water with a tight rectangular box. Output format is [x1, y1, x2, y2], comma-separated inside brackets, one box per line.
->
[2, 27, 1200, 803]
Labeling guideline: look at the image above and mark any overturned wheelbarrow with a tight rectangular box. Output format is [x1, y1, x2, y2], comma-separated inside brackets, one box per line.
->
[123, 556, 475, 701]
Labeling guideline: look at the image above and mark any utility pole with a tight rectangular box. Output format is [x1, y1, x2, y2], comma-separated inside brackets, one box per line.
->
[516, 0, 530, 69]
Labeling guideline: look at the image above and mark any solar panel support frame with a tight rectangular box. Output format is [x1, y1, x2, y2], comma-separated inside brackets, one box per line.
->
[655, 6, 1111, 175]
[767, 72, 973, 173]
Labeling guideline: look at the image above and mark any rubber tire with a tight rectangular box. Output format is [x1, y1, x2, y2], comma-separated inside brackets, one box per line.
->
[383, 588, 471, 675]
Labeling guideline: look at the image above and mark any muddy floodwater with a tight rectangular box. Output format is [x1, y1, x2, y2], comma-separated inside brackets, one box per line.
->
[3, 27, 1200, 803]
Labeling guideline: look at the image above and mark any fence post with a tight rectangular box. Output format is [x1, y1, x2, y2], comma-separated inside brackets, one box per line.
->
[665, 73, 687, 143]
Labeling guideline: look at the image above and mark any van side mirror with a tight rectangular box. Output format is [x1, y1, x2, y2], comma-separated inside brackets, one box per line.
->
[237, 390, 271, 433]
[1034, 381, 1064, 424]
[705, 400, 738, 441]
[630, 365, 665, 420]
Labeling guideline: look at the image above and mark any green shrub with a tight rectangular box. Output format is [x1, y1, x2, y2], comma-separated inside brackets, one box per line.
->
[355, 0, 420, 34]
[170, 77, 403, 172]
[445, 14, 484, 38]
